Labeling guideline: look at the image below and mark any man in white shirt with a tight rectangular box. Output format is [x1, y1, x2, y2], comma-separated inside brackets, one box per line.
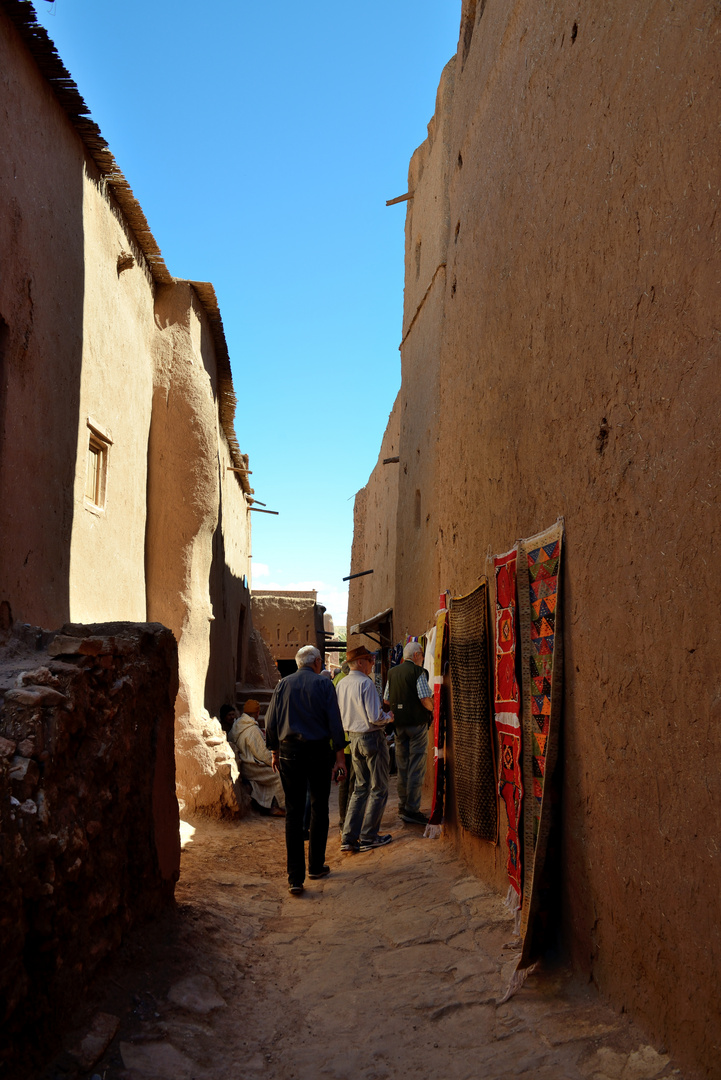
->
[336, 645, 394, 853]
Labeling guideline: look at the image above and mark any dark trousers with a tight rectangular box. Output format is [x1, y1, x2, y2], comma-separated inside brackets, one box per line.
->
[278, 739, 332, 885]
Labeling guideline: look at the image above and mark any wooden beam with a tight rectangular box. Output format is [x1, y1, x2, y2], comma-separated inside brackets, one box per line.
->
[386, 192, 414, 206]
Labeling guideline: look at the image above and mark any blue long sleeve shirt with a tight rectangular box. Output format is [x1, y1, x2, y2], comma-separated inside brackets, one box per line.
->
[265, 666, 345, 751]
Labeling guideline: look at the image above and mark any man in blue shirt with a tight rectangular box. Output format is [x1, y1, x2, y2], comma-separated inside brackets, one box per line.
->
[266, 646, 346, 894]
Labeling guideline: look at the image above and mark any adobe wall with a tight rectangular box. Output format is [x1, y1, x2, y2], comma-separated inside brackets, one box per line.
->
[378, 2, 721, 1074]
[67, 163, 156, 624]
[205, 380, 253, 711]
[348, 394, 401, 651]
[0, 621, 179, 1075]
[0, 10, 157, 631]
[147, 283, 245, 816]
[252, 592, 326, 664]
[0, 9, 86, 628]
[393, 61, 457, 643]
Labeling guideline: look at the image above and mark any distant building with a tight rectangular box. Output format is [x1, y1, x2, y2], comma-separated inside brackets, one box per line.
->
[252, 590, 327, 676]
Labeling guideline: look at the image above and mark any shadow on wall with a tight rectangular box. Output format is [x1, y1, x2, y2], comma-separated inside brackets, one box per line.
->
[204, 472, 250, 714]
[0, 7, 86, 627]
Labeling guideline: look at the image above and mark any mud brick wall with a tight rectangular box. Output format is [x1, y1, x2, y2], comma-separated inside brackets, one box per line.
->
[0, 622, 180, 1069]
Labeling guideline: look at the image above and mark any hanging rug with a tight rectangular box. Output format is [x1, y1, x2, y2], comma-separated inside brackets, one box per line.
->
[516, 518, 564, 971]
[449, 579, 498, 842]
[493, 547, 523, 906]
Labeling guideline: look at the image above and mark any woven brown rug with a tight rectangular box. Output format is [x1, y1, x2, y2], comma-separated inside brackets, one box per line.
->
[449, 579, 498, 842]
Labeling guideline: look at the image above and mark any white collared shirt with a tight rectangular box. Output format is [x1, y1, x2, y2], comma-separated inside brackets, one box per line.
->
[336, 670, 392, 733]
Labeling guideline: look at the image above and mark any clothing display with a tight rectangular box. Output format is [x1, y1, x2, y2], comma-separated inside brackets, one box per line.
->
[425, 603, 448, 838]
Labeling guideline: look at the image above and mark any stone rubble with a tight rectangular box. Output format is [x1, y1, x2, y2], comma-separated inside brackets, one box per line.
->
[0, 622, 180, 1077]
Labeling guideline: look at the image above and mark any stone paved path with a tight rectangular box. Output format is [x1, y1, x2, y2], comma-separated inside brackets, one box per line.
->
[57, 787, 687, 1080]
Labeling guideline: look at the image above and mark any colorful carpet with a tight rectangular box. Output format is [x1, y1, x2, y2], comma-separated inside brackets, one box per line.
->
[516, 519, 564, 969]
[449, 579, 498, 842]
[493, 547, 523, 905]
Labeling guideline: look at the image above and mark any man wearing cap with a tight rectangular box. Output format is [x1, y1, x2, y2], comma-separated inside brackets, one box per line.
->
[265, 645, 346, 895]
[383, 641, 433, 825]
[228, 699, 285, 817]
[336, 645, 394, 853]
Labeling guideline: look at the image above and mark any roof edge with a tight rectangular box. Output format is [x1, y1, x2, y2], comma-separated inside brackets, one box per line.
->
[3, 1, 249, 491]
[188, 280, 250, 494]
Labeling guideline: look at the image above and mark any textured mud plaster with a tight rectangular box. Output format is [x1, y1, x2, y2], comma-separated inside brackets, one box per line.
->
[351, 3, 721, 1074]
[252, 592, 326, 666]
[147, 283, 240, 816]
[67, 161, 155, 623]
[394, 59, 456, 643]
[0, 621, 179, 1069]
[0, 8, 85, 628]
[347, 395, 401, 652]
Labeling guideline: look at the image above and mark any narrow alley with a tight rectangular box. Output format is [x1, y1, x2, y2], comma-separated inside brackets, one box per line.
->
[51, 787, 682, 1080]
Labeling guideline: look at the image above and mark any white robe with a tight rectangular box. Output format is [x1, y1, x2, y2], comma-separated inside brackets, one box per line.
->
[228, 713, 285, 809]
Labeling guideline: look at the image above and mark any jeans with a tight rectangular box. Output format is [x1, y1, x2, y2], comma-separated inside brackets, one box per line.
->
[394, 723, 429, 812]
[278, 739, 332, 885]
[342, 729, 390, 845]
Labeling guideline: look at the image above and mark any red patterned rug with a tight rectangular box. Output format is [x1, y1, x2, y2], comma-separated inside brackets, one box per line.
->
[517, 519, 564, 970]
[493, 547, 523, 908]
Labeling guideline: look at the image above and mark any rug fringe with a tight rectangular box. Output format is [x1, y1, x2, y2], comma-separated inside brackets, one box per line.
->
[424, 823, 443, 839]
[497, 962, 538, 1005]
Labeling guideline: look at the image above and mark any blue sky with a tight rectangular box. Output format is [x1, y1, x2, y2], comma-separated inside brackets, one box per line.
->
[35, 0, 461, 624]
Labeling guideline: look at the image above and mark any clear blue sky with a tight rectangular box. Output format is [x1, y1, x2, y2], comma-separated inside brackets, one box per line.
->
[35, 0, 461, 624]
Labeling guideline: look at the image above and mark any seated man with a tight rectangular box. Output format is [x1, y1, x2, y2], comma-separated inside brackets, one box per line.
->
[227, 699, 285, 816]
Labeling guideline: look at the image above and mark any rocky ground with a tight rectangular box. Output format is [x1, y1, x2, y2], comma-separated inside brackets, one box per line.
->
[45, 784, 687, 1080]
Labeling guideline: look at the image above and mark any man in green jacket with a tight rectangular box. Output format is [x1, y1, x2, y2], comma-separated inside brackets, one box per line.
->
[383, 641, 433, 825]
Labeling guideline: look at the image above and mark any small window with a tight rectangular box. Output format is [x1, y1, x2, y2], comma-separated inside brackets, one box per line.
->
[84, 418, 112, 511]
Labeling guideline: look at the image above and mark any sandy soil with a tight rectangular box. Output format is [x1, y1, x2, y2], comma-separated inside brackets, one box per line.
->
[48, 784, 686, 1080]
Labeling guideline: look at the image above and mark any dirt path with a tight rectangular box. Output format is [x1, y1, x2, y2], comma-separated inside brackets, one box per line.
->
[53, 786, 684, 1080]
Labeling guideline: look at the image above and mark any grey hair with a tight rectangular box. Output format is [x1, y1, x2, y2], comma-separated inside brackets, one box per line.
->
[296, 645, 321, 669]
[403, 641, 423, 661]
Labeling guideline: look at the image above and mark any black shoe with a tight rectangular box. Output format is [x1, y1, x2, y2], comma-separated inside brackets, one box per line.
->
[308, 865, 330, 879]
[400, 809, 429, 825]
[288, 883, 304, 895]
